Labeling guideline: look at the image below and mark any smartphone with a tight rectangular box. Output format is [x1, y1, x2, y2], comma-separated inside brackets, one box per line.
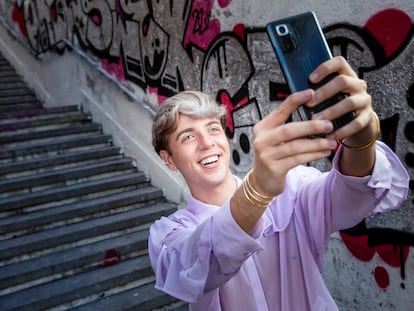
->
[266, 11, 355, 131]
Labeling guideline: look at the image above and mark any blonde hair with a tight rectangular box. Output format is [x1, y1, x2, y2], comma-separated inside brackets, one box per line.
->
[152, 91, 227, 154]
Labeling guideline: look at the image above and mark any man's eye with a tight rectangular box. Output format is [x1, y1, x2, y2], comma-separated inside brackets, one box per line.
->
[182, 134, 195, 142]
[209, 127, 221, 133]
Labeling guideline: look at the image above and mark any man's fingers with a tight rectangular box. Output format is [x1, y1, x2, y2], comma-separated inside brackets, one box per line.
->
[309, 56, 358, 83]
[330, 108, 373, 141]
[259, 89, 314, 129]
[276, 137, 337, 158]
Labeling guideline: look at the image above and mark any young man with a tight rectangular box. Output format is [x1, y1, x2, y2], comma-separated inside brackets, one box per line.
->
[148, 57, 409, 310]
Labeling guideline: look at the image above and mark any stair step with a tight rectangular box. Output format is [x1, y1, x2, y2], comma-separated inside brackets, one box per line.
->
[71, 281, 182, 311]
[0, 64, 13, 69]
[0, 94, 38, 105]
[0, 77, 23, 85]
[0, 81, 30, 90]
[0, 187, 165, 236]
[0, 202, 173, 261]
[0, 146, 122, 176]
[0, 229, 150, 291]
[0, 172, 148, 212]
[0, 255, 154, 311]
[0, 102, 42, 113]
[0, 111, 91, 132]
[0, 106, 43, 121]
[0, 69, 18, 77]
[0, 73, 18, 79]
[0, 146, 121, 176]
[0, 88, 35, 98]
[0, 123, 102, 145]
[0, 105, 79, 121]
[0, 59, 14, 65]
[0, 158, 136, 194]
[0, 134, 113, 161]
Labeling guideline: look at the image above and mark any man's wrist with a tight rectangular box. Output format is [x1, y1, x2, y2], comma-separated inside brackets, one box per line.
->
[340, 111, 380, 151]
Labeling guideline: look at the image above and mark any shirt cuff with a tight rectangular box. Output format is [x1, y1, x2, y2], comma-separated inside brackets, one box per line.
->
[333, 140, 409, 214]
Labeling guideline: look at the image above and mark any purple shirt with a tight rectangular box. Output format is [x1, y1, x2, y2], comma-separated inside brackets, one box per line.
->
[149, 142, 409, 311]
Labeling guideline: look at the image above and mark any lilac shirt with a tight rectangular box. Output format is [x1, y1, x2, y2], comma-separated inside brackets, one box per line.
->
[149, 142, 409, 311]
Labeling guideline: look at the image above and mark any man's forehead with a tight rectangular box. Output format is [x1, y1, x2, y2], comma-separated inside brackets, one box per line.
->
[175, 114, 221, 128]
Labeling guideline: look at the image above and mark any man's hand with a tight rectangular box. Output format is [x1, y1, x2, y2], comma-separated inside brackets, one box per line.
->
[306, 56, 377, 176]
[251, 89, 337, 198]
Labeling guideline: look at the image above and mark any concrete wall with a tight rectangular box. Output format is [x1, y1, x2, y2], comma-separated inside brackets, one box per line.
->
[0, 1, 413, 310]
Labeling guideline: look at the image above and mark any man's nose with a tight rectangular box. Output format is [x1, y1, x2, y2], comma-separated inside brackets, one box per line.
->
[199, 133, 214, 149]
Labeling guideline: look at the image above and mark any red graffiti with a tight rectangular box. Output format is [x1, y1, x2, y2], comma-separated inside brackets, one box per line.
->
[374, 266, 390, 289]
[101, 57, 126, 82]
[11, 2, 26, 37]
[364, 8, 412, 58]
[183, 0, 221, 51]
[376, 243, 409, 268]
[340, 230, 410, 288]
[340, 231, 375, 261]
[149, 86, 168, 104]
[101, 249, 120, 267]
[217, 0, 232, 8]
[218, 90, 249, 133]
[89, 10, 102, 26]
[233, 23, 245, 42]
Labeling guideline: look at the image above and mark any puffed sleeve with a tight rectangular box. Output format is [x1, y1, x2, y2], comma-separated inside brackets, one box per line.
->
[148, 201, 263, 303]
[294, 140, 409, 270]
[329, 140, 409, 230]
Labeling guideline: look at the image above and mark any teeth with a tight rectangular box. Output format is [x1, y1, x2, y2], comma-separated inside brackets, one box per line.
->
[200, 155, 218, 165]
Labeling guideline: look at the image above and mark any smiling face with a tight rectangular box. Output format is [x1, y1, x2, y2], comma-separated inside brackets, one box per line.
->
[160, 113, 234, 204]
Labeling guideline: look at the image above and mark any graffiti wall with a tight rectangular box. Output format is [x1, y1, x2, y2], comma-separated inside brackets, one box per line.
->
[0, 0, 413, 310]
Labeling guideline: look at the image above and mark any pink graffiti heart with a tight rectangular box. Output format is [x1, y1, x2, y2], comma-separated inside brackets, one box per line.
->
[364, 8, 412, 58]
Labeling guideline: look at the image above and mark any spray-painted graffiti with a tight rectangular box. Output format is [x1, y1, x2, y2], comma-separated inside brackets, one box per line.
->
[340, 222, 412, 289]
[323, 9, 414, 292]
[3, 0, 414, 297]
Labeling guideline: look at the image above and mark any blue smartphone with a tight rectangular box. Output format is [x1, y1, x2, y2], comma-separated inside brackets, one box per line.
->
[266, 11, 355, 131]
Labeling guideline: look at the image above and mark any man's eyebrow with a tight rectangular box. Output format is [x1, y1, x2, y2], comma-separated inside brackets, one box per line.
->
[175, 127, 194, 142]
[174, 120, 221, 142]
[206, 120, 221, 127]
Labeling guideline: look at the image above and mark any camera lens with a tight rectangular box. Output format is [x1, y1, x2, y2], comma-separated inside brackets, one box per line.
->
[276, 24, 289, 36]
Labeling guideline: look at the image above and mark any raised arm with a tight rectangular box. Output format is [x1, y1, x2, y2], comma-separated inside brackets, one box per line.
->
[230, 89, 337, 234]
[231, 56, 380, 234]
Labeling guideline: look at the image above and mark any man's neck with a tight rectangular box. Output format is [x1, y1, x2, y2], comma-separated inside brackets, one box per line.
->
[190, 174, 237, 206]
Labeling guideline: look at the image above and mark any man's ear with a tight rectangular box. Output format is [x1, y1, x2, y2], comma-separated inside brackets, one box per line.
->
[159, 150, 177, 171]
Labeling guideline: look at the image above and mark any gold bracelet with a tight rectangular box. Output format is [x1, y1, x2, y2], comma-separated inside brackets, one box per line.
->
[242, 170, 275, 208]
[242, 183, 269, 208]
[340, 112, 380, 150]
[245, 170, 274, 201]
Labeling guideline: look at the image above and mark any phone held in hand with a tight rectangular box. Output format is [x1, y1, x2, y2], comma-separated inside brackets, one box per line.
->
[266, 11, 355, 131]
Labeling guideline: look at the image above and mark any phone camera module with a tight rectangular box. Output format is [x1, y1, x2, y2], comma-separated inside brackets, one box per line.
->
[275, 24, 296, 53]
[276, 24, 289, 36]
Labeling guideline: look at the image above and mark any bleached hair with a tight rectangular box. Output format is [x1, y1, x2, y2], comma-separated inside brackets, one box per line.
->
[152, 91, 227, 155]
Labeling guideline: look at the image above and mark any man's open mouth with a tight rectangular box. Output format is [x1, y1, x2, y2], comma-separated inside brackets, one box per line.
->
[200, 155, 219, 166]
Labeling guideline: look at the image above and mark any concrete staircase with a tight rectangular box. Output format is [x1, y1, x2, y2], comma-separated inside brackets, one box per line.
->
[0, 53, 187, 310]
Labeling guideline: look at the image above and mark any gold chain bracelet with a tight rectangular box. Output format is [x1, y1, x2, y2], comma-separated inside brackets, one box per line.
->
[340, 111, 380, 150]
